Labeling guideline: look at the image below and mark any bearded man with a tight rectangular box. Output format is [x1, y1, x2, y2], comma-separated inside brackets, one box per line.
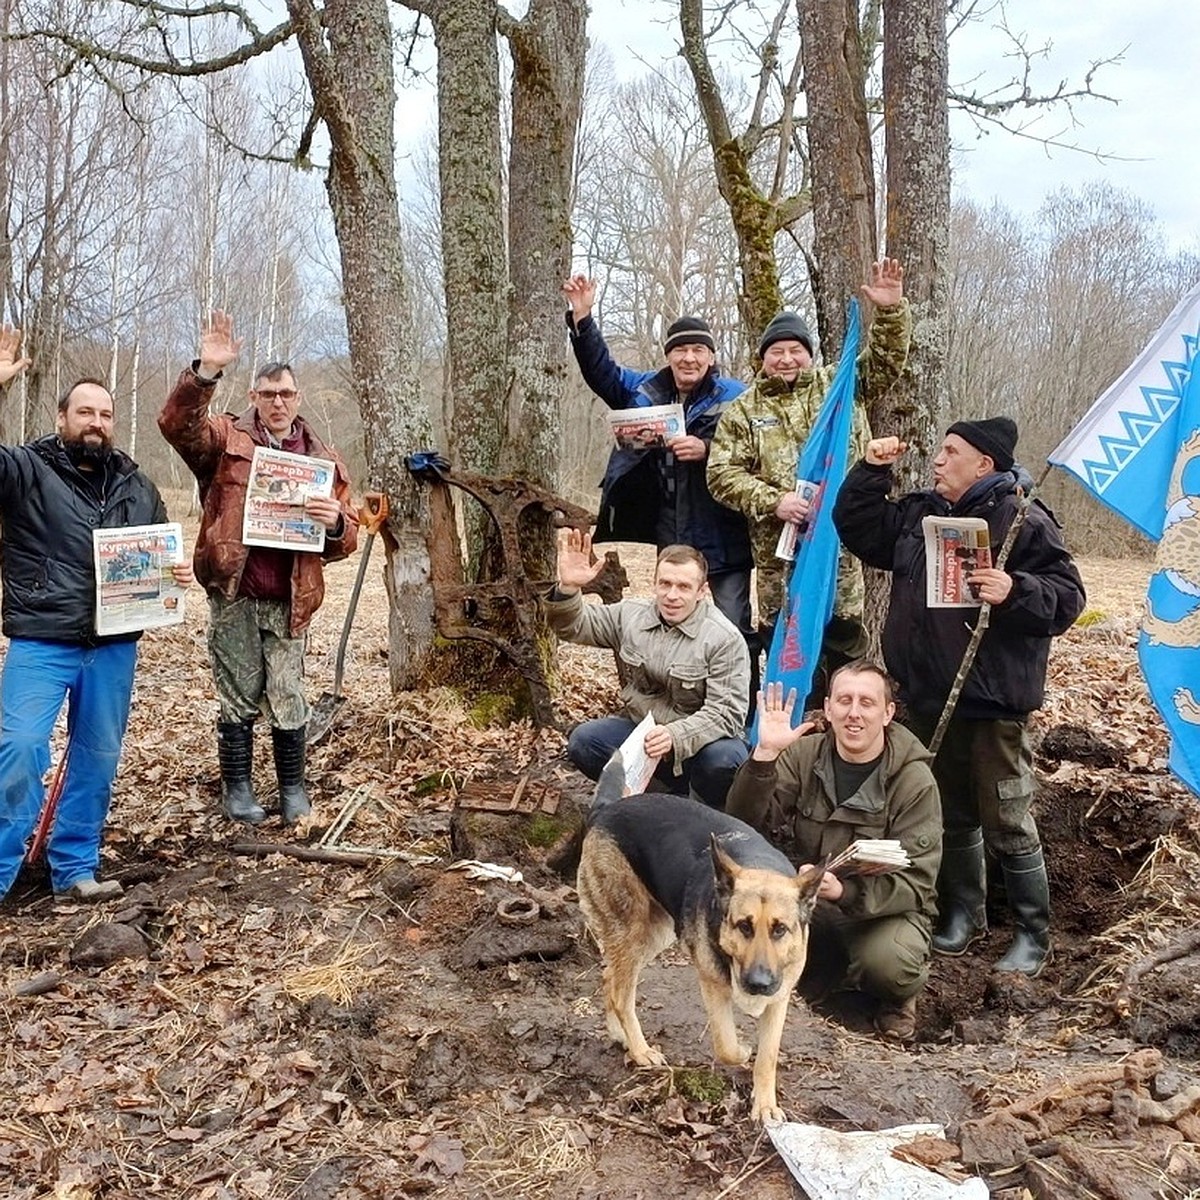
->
[0, 331, 193, 902]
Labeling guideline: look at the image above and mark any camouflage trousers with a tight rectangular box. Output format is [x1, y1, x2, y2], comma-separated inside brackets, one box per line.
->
[207, 593, 308, 730]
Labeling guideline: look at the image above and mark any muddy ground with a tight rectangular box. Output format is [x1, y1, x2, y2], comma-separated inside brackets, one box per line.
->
[2, 540, 1199, 1199]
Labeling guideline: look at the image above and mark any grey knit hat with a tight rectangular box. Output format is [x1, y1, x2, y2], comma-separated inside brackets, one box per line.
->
[758, 311, 814, 358]
[663, 317, 716, 355]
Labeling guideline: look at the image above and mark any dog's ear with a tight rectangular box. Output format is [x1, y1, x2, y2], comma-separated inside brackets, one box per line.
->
[710, 833, 740, 905]
[794, 863, 824, 923]
[592, 752, 627, 810]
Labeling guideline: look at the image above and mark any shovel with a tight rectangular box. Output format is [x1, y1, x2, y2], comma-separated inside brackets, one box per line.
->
[309, 491, 389, 745]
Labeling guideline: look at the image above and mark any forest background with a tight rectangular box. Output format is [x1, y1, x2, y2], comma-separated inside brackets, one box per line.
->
[1, 0, 1198, 691]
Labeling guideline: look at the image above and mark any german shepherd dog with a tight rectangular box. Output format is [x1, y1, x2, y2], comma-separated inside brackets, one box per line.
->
[576, 763, 822, 1122]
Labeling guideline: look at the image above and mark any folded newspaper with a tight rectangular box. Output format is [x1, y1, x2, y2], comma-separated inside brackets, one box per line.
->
[608, 402, 685, 451]
[243, 445, 336, 553]
[825, 839, 911, 876]
[773, 478, 819, 562]
[614, 712, 661, 795]
[921, 516, 991, 608]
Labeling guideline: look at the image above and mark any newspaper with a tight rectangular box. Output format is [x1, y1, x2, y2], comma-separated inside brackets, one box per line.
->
[774, 479, 819, 562]
[826, 838, 912, 877]
[93, 523, 186, 637]
[242, 445, 337, 553]
[921, 516, 992, 608]
[608, 402, 685, 450]
[615, 712, 662, 796]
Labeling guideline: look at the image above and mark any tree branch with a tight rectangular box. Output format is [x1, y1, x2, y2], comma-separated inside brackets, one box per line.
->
[7, 19, 294, 77]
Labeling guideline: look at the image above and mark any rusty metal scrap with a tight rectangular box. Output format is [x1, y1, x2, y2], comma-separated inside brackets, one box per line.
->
[410, 459, 627, 727]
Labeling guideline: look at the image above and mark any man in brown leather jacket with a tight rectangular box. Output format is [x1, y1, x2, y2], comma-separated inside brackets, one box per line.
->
[158, 311, 357, 826]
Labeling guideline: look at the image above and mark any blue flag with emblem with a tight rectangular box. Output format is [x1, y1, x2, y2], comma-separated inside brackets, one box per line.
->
[759, 298, 862, 730]
[1048, 280, 1200, 794]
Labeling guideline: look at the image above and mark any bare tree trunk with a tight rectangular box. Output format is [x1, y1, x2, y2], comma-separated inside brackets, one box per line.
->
[288, 0, 436, 690]
[882, 0, 948, 477]
[501, 0, 586, 507]
[678, 0, 809, 345]
[799, 0, 877, 360]
[432, 0, 509, 480]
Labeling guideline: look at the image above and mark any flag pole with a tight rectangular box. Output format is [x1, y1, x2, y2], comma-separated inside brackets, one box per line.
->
[926, 461, 1055, 755]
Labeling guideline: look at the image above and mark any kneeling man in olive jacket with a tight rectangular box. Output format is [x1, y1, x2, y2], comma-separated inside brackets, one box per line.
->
[725, 662, 941, 1041]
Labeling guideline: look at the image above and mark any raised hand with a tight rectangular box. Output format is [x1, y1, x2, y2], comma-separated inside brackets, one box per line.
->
[865, 435, 908, 466]
[0, 323, 32, 387]
[198, 309, 244, 378]
[752, 681, 814, 760]
[861, 258, 904, 308]
[562, 274, 598, 324]
[556, 527, 604, 592]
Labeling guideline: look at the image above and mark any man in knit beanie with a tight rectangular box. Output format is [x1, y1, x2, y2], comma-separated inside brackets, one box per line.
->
[834, 420, 1085, 978]
[561, 276, 755, 693]
[708, 258, 911, 700]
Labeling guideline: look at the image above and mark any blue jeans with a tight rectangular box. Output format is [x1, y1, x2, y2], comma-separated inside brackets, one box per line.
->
[567, 715, 748, 809]
[0, 639, 138, 897]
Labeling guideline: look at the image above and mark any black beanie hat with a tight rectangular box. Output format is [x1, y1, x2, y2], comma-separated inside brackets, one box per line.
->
[945, 416, 1018, 472]
[758, 311, 814, 358]
[663, 317, 716, 355]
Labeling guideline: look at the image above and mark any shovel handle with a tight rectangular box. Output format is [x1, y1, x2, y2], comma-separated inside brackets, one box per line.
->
[359, 492, 388, 535]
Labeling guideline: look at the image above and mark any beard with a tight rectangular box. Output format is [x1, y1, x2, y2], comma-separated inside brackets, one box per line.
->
[62, 435, 114, 467]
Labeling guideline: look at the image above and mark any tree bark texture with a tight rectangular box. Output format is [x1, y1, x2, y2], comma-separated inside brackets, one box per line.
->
[502, 0, 586, 512]
[882, 0, 949, 482]
[679, 0, 802, 346]
[287, 0, 435, 690]
[799, 0, 877, 362]
[433, 0, 509, 478]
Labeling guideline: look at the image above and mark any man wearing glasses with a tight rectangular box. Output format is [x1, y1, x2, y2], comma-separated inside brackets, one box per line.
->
[159, 311, 358, 827]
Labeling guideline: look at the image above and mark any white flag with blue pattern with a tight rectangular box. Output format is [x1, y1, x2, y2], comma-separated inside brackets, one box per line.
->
[1048, 281, 1200, 540]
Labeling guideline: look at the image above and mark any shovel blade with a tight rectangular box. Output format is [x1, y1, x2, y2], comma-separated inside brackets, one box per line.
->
[308, 692, 346, 746]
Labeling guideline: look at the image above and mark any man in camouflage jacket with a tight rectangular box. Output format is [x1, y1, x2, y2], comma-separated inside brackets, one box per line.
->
[707, 260, 911, 685]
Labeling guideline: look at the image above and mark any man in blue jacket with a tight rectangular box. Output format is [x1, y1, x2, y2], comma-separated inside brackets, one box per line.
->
[0, 325, 192, 903]
[562, 276, 755, 689]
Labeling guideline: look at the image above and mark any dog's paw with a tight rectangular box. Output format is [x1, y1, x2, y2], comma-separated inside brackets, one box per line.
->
[751, 1096, 785, 1123]
[715, 1040, 752, 1066]
[629, 1045, 668, 1069]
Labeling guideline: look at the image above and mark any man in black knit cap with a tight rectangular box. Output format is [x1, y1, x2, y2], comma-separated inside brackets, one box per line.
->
[833, 418, 1085, 977]
[561, 275, 755, 684]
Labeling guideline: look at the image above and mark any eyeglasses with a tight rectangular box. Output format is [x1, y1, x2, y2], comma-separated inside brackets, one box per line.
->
[255, 388, 299, 401]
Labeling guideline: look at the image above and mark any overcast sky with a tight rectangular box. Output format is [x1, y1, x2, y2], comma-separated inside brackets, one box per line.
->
[584, 0, 1199, 251]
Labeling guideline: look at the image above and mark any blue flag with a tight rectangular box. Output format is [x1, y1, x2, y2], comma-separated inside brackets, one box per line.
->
[1049, 281, 1200, 794]
[760, 298, 862, 722]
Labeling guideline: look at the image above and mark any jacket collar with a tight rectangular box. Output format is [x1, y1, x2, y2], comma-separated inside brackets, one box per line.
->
[813, 722, 932, 815]
[635, 596, 710, 638]
[33, 434, 138, 479]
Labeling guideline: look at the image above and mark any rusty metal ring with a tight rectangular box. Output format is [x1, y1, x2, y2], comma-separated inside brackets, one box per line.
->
[496, 896, 540, 925]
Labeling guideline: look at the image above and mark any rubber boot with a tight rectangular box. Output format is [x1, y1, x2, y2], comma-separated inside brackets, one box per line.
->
[874, 994, 918, 1042]
[993, 848, 1052, 976]
[932, 828, 988, 956]
[217, 720, 265, 825]
[272, 725, 311, 825]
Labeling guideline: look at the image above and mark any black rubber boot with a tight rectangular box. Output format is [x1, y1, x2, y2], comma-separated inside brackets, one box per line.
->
[217, 720, 265, 825]
[932, 828, 988, 956]
[272, 725, 311, 825]
[993, 848, 1052, 976]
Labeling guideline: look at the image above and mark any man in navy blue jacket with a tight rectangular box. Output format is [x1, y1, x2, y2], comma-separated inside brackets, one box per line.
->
[562, 276, 754, 684]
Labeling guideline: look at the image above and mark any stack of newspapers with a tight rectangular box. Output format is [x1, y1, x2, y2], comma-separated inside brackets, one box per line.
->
[826, 839, 911, 876]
